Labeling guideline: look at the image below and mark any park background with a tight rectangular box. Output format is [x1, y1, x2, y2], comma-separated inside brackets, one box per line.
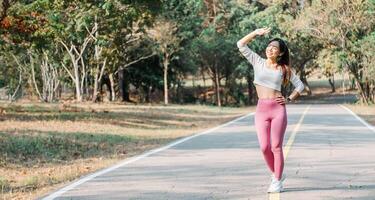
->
[0, 0, 374, 199]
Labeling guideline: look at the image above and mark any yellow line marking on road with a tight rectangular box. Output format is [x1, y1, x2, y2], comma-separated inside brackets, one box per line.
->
[269, 105, 311, 200]
[269, 192, 280, 200]
[284, 106, 310, 158]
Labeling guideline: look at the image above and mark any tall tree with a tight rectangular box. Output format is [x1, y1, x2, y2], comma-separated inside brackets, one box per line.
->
[147, 18, 181, 105]
[148, 0, 203, 105]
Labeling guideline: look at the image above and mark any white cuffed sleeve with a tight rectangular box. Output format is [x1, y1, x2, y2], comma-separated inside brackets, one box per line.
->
[236, 41, 263, 70]
[290, 71, 305, 93]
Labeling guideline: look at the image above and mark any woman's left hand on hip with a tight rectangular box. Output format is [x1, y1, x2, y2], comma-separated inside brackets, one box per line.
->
[275, 96, 286, 105]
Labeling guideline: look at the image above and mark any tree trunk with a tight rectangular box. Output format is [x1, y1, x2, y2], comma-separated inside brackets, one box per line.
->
[177, 79, 183, 104]
[145, 86, 152, 103]
[85, 72, 89, 98]
[246, 75, 253, 105]
[370, 81, 375, 103]
[60, 42, 84, 103]
[202, 69, 207, 103]
[328, 74, 335, 93]
[41, 54, 60, 102]
[29, 55, 43, 101]
[109, 73, 115, 101]
[352, 72, 368, 104]
[214, 65, 221, 107]
[92, 59, 106, 102]
[163, 54, 169, 105]
[74, 64, 82, 102]
[118, 69, 131, 102]
[192, 75, 196, 101]
[355, 80, 368, 104]
[80, 57, 86, 99]
[93, 74, 99, 102]
[300, 69, 312, 96]
[118, 69, 124, 101]
[10, 67, 22, 102]
[365, 78, 370, 101]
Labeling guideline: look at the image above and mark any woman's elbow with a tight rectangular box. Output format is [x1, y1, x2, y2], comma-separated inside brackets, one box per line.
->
[237, 40, 245, 48]
[296, 84, 305, 94]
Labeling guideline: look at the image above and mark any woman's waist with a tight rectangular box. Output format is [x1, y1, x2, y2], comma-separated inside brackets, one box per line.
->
[254, 84, 282, 98]
[256, 98, 286, 110]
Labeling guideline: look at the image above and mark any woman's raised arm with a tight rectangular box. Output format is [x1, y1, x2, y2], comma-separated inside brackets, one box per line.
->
[237, 28, 270, 67]
[237, 27, 270, 46]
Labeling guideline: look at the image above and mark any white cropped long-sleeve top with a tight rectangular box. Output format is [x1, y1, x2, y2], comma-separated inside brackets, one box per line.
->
[237, 41, 305, 93]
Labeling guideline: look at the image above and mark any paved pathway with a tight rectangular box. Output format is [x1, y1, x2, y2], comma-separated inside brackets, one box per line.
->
[40, 104, 375, 200]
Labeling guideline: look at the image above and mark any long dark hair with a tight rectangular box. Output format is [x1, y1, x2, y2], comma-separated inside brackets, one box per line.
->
[268, 38, 291, 86]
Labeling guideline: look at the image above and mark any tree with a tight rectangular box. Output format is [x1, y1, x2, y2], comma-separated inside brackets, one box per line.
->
[99, 0, 160, 102]
[146, 0, 203, 105]
[192, 26, 237, 106]
[316, 49, 341, 93]
[147, 18, 181, 105]
[296, 0, 375, 103]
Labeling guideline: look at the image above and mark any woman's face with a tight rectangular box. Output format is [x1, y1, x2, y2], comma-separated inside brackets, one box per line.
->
[266, 41, 282, 60]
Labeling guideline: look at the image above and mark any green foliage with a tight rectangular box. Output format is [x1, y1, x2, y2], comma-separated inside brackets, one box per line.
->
[316, 49, 340, 76]
[355, 31, 375, 80]
[127, 55, 164, 97]
[1, 0, 374, 104]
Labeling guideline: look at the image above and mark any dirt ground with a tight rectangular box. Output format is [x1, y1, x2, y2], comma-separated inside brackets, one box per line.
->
[344, 104, 375, 126]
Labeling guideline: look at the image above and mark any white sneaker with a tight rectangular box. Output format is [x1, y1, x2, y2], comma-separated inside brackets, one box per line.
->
[268, 174, 285, 193]
[267, 179, 284, 193]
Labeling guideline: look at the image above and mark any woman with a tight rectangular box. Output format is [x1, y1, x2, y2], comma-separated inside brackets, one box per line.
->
[237, 27, 304, 193]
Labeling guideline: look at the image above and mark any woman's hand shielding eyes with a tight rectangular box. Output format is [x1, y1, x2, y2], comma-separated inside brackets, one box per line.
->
[255, 27, 271, 36]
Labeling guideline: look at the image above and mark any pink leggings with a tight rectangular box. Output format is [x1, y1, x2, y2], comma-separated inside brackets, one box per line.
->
[255, 98, 287, 180]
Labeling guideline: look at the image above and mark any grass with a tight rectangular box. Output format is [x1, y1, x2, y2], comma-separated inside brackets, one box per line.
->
[0, 102, 254, 200]
[0, 177, 10, 194]
[0, 131, 148, 165]
[344, 104, 375, 126]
